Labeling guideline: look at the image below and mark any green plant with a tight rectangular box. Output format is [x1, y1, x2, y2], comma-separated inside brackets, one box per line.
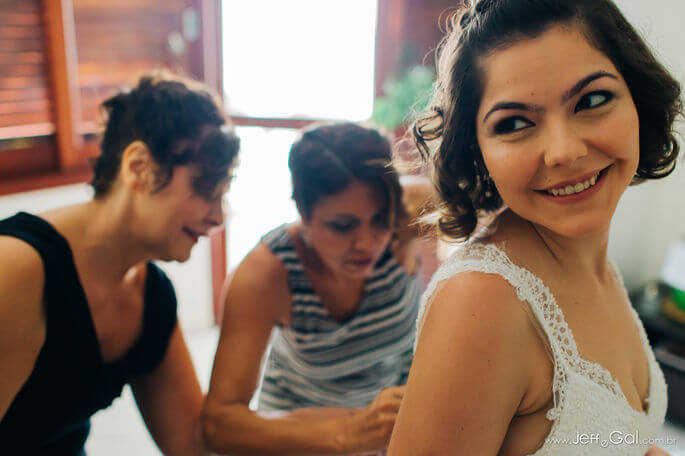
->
[372, 65, 434, 130]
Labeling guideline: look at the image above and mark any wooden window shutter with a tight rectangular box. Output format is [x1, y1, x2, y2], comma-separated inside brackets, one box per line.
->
[74, 0, 199, 134]
[0, 0, 55, 139]
[0, 0, 62, 181]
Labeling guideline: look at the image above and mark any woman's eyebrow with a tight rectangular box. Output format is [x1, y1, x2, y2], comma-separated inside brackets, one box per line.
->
[562, 70, 618, 102]
[330, 214, 359, 221]
[482, 70, 619, 123]
[483, 102, 543, 122]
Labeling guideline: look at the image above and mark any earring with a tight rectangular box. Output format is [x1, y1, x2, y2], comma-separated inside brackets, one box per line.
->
[484, 175, 494, 198]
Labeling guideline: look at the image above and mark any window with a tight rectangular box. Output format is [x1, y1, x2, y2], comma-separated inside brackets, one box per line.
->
[221, 0, 379, 268]
[226, 126, 300, 270]
[222, 0, 378, 120]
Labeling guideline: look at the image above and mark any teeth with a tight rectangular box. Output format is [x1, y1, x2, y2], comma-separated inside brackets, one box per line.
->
[545, 172, 600, 196]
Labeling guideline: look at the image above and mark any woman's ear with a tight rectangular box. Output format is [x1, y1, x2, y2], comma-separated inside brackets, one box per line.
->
[120, 141, 155, 192]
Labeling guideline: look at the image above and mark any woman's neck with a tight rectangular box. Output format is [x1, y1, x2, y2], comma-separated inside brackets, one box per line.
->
[502, 210, 613, 285]
[46, 196, 154, 284]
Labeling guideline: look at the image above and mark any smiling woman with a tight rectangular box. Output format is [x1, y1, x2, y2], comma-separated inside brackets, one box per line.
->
[0, 72, 240, 455]
[475, 25, 642, 239]
[387, 0, 682, 455]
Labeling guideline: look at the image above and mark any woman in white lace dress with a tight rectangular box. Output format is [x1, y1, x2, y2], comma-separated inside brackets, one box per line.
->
[387, 1, 682, 455]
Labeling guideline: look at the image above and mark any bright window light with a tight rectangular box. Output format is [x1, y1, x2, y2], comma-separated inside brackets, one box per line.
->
[226, 127, 300, 270]
[222, 0, 378, 120]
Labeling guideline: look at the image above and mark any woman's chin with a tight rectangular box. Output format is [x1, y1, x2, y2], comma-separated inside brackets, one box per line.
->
[160, 246, 193, 263]
[541, 215, 612, 239]
[340, 264, 373, 280]
[176, 247, 194, 262]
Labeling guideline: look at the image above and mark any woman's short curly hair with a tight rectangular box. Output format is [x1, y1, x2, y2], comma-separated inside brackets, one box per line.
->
[92, 71, 240, 199]
[414, 0, 682, 241]
[289, 122, 407, 230]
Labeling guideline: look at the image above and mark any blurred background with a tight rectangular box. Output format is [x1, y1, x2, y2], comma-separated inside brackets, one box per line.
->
[0, 0, 683, 454]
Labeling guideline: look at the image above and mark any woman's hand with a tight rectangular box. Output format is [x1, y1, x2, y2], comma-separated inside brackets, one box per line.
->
[338, 386, 405, 454]
[645, 445, 671, 455]
[285, 407, 361, 420]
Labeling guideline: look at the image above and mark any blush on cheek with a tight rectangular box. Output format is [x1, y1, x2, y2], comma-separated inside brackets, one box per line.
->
[596, 104, 640, 161]
[487, 142, 539, 181]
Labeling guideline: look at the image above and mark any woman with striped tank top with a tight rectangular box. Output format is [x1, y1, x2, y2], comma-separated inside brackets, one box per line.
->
[203, 123, 430, 455]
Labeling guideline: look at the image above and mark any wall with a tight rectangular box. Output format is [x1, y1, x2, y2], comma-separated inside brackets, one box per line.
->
[609, 0, 685, 289]
[0, 183, 214, 333]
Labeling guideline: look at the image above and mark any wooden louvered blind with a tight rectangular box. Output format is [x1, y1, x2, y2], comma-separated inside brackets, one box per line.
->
[74, 0, 194, 130]
[0, 0, 220, 195]
[0, 0, 55, 139]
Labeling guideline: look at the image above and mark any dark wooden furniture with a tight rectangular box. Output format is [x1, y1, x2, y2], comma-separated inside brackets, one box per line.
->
[630, 283, 685, 424]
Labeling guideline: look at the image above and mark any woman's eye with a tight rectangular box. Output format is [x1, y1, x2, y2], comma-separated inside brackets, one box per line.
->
[575, 91, 613, 112]
[328, 222, 356, 233]
[493, 116, 534, 135]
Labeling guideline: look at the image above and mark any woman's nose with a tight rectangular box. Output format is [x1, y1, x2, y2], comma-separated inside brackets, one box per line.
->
[542, 121, 589, 168]
[354, 225, 379, 251]
[207, 198, 226, 227]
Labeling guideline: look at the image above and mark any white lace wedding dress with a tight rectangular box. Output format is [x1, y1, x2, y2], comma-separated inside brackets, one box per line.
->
[416, 242, 668, 455]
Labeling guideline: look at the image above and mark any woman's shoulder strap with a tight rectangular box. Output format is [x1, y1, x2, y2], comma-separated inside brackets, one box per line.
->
[417, 242, 569, 356]
[0, 212, 73, 294]
[260, 223, 294, 254]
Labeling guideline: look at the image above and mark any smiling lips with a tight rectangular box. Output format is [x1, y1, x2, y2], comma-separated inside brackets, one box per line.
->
[534, 164, 611, 204]
[545, 172, 599, 196]
[348, 257, 373, 268]
[183, 228, 203, 242]
[538, 165, 611, 197]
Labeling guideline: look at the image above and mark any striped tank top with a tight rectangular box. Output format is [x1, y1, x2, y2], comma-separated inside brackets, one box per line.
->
[257, 223, 422, 411]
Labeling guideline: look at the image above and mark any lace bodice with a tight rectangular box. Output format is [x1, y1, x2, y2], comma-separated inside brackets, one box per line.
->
[416, 242, 668, 455]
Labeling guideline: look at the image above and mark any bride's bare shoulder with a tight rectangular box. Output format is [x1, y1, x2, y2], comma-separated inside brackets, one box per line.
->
[420, 211, 545, 349]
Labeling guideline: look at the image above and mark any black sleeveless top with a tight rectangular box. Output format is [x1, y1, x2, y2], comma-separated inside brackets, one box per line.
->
[0, 212, 178, 455]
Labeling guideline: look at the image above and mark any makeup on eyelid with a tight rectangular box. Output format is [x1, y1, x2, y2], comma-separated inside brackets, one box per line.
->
[488, 89, 617, 136]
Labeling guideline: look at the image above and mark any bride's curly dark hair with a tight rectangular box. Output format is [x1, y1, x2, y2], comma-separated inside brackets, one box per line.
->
[414, 0, 682, 241]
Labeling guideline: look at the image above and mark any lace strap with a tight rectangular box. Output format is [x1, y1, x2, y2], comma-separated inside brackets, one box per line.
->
[418, 244, 579, 348]
[415, 242, 583, 421]
[609, 259, 666, 415]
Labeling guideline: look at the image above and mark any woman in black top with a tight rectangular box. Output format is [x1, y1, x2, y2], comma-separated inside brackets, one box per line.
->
[0, 72, 239, 455]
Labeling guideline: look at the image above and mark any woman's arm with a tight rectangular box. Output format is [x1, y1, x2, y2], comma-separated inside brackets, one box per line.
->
[387, 271, 534, 455]
[202, 243, 347, 455]
[203, 243, 391, 455]
[129, 324, 205, 456]
[0, 237, 46, 422]
[394, 175, 434, 273]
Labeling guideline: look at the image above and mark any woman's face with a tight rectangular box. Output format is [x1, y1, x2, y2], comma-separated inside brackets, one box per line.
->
[303, 180, 393, 280]
[475, 24, 640, 238]
[138, 165, 226, 262]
